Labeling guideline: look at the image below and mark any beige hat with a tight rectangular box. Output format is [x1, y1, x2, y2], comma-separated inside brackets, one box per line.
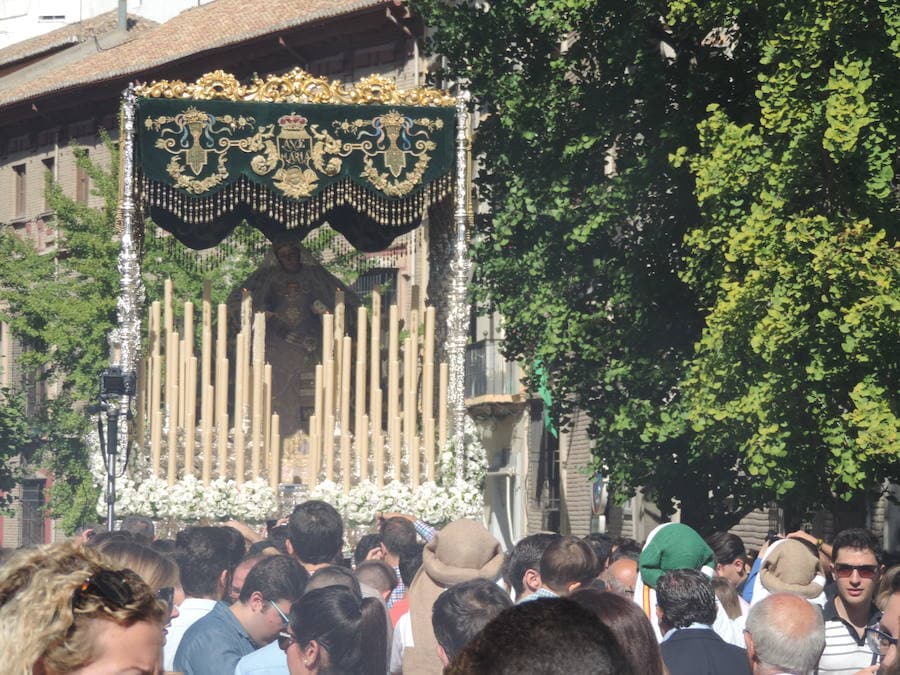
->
[402, 519, 504, 675]
[759, 539, 824, 599]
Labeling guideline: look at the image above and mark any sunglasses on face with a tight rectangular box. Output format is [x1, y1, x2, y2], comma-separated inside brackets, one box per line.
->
[157, 586, 175, 613]
[278, 631, 333, 654]
[74, 569, 135, 610]
[834, 563, 878, 579]
[866, 626, 899, 656]
[278, 631, 296, 651]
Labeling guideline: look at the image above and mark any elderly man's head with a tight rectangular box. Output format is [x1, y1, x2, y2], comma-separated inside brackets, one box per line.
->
[606, 558, 638, 599]
[744, 593, 825, 675]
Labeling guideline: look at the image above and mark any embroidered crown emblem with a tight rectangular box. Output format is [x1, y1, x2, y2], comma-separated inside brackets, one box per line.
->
[278, 114, 308, 130]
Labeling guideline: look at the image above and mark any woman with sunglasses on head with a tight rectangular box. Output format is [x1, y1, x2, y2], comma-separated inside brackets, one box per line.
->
[281, 585, 388, 675]
[0, 540, 167, 674]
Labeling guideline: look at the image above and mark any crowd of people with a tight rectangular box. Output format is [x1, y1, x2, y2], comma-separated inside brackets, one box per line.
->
[0, 503, 897, 675]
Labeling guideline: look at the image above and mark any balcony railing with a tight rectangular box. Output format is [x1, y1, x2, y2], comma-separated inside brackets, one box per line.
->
[465, 339, 524, 399]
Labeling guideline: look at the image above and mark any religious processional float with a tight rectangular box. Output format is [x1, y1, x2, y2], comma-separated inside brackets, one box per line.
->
[96, 69, 488, 534]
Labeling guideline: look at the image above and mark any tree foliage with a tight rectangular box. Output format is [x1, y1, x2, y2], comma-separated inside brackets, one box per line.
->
[0, 388, 33, 513]
[416, 0, 898, 530]
[0, 136, 261, 530]
[673, 0, 899, 517]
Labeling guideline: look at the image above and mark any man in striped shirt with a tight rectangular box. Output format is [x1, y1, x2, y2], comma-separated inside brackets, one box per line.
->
[817, 528, 882, 674]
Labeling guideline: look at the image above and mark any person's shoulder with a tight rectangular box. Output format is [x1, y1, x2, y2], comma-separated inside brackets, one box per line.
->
[664, 628, 723, 643]
[179, 603, 231, 643]
[235, 641, 286, 674]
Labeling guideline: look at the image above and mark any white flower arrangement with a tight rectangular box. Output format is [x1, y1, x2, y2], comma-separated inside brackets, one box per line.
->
[91, 416, 486, 528]
[91, 439, 279, 524]
[307, 427, 488, 529]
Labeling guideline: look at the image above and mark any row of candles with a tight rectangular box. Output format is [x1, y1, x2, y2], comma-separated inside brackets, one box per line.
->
[139, 279, 449, 492]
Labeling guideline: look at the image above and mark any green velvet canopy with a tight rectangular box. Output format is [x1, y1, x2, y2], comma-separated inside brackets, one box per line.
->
[135, 95, 456, 250]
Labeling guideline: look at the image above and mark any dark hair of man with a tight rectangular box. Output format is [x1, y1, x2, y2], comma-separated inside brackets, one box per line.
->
[571, 588, 665, 675]
[239, 554, 309, 604]
[353, 533, 382, 566]
[432, 578, 513, 660]
[503, 533, 559, 596]
[609, 537, 642, 564]
[288, 500, 344, 564]
[268, 525, 290, 554]
[86, 530, 134, 548]
[121, 515, 155, 544]
[832, 527, 882, 565]
[290, 586, 388, 675]
[150, 539, 176, 557]
[355, 560, 397, 596]
[379, 517, 417, 557]
[656, 568, 717, 628]
[399, 542, 424, 588]
[247, 540, 279, 556]
[583, 533, 614, 575]
[305, 564, 362, 598]
[175, 527, 231, 598]
[220, 526, 248, 571]
[446, 598, 633, 675]
[539, 536, 597, 594]
[706, 532, 746, 566]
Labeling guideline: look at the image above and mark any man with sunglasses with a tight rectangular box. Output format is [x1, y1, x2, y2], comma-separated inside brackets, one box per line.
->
[174, 554, 308, 675]
[818, 528, 883, 674]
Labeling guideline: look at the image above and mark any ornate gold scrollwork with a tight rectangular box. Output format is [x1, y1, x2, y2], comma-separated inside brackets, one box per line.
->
[135, 68, 455, 106]
[247, 113, 343, 199]
[336, 111, 443, 196]
[146, 107, 255, 193]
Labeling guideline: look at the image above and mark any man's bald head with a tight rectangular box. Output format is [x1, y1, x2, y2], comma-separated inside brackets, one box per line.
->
[745, 593, 825, 675]
[606, 558, 638, 599]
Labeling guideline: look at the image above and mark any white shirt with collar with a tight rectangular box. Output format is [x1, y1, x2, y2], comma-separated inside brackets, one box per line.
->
[163, 597, 217, 671]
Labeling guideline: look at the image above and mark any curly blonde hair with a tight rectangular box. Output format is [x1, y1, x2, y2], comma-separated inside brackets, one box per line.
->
[0, 540, 166, 674]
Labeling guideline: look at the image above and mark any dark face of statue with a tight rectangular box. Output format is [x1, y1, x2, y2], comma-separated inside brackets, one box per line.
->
[275, 244, 303, 272]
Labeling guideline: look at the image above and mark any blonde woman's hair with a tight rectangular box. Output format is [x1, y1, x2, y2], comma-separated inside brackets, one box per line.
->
[711, 575, 743, 620]
[95, 539, 180, 591]
[0, 540, 166, 674]
[877, 564, 900, 611]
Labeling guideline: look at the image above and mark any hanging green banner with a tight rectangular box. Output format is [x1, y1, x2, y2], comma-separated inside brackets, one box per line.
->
[136, 98, 456, 201]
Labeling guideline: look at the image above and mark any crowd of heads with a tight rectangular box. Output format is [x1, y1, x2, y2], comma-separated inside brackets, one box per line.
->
[1, 501, 898, 675]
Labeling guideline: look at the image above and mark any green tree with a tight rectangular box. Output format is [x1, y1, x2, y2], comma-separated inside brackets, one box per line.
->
[0, 388, 34, 513]
[672, 0, 899, 520]
[0, 146, 121, 528]
[0, 138, 262, 531]
[416, 0, 898, 530]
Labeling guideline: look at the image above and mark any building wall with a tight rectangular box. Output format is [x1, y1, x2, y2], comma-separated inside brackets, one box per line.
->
[1, 122, 113, 232]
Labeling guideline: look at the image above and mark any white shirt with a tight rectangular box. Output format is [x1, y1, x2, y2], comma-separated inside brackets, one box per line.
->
[163, 597, 217, 671]
[389, 611, 414, 674]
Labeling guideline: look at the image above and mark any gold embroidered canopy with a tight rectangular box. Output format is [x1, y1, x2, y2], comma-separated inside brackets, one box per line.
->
[134, 69, 456, 250]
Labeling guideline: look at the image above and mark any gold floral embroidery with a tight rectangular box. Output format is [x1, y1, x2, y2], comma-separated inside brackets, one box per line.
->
[247, 114, 343, 198]
[147, 107, 254, 194]
[336, 111, 443, 197]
